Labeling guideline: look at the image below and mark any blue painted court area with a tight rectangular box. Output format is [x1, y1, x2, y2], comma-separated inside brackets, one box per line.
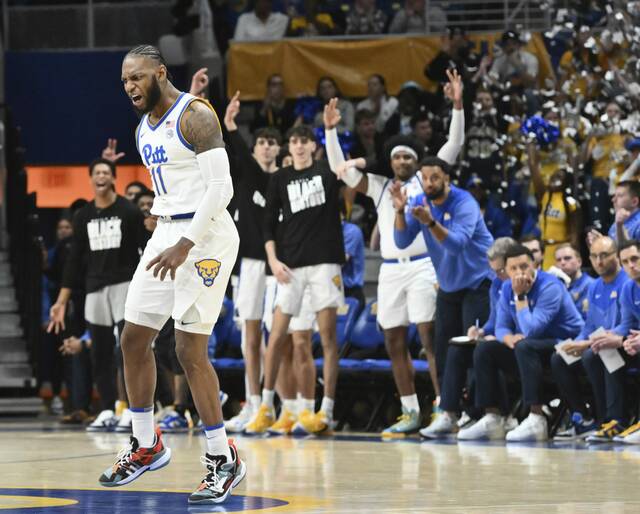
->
[0, 488, 288, 513]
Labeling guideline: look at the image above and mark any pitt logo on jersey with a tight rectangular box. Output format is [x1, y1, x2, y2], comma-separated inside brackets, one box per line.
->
[195, 259, 222, 287]
[142, 144, 169, 167]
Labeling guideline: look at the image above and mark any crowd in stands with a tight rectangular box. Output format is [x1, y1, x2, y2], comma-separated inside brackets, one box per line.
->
[35, 0, 640, 442]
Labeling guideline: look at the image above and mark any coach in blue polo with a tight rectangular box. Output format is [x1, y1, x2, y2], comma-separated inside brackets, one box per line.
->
[393, 155, 494, 439]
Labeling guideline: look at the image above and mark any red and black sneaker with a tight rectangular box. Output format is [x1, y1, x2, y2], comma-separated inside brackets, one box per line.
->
[188, 439, 247, 504]
[99, 427, 171, 487]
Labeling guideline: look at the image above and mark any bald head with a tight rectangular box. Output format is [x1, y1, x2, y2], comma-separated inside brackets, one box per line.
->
[589, 236, 619, 279]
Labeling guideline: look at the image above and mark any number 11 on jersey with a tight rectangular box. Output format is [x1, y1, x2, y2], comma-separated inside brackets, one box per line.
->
[151, 166, 168, 195]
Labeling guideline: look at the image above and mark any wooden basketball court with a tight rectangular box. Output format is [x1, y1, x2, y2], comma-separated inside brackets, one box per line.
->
[1, 420, 639, 513]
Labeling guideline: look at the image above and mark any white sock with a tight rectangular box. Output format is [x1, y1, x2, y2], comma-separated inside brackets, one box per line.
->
[282, 399, 296, 413]
[130, 406, 155, 448]
[262, 389, 275, 408]
[320, 397, 334, 419]
[304, 399, 315, 412]
[204, 423, 232, 461]
[249, 395, 261, 412]
[400, 394, 420, 414]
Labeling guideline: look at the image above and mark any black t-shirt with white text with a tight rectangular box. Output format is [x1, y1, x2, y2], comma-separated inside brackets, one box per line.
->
[61, 195, 147, 293]
[264, 161, 344, 268]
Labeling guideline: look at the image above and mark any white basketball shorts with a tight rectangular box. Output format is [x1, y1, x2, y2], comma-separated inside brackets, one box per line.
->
[263, 277, 316, 333]
[236, 258, 268, 321]
[85, 281, 129, 327]
[275, 263, 344, 318]
[377, 256, 437, 329]
[125, 215, 239, 335]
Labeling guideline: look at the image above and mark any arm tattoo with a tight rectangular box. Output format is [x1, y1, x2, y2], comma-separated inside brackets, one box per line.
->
[181, 100, 225, 154]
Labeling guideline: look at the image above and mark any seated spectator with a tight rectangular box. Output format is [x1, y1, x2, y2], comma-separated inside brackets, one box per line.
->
[553, 244, 594, 319]
[356, 74, 398, 133]
[615, 139, 640, 185]
[313, 76, 354, 133]
[609, 181, 640, 243]
[549, 236, 627, 441]
[529, 141, 581, 270]
[384, 81, 429, 137]
[350, 109, 385, 164]
[529, 106, 578, 188]
[557, 26, 599, 103]
[490, 30, 538, 89]
[341, 200, 366, 312]
[467, 176, 513, 239]
[457, 244, 584, 441]
[389, 0, 447, 34]
[411, 112, 446, 157]
[124, 181, 148, 202]
[286, 0, 338, 36]
[251, 74, 297, 135]
[519, 235, 543, 270]
[234, 0, 289, 41]
[345, 0, 387, 35]
[461, 88, 503, 191]
[613, 241, 640, 443]
[424, 26, 479, 116]
[133, 190, 157, 242]
[581, 101, 628, 231]
[489, 31, 539, 114]
[577, 239, 640, 442]
[467, 237, 518, 342]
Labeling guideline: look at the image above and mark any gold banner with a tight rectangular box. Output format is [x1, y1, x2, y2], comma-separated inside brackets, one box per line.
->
[227, 33, 554, 100]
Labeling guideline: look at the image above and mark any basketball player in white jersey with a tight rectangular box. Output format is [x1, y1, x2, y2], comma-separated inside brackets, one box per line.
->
[325, 69, 464, 436]
[98, 45, 244, 506]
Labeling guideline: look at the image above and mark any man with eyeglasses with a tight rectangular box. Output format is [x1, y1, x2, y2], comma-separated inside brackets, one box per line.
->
[549, 236, 627, 441]
[580, 239, 640, 443]
[456, 244, 583, 441]
[554, 244, 594, 320]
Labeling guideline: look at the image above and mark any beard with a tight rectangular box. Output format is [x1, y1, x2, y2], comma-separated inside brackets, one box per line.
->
[133, 76, 162, 116]
[425, 184, 445, 201]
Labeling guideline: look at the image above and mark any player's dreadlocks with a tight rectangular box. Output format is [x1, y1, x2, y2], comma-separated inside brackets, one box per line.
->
[126, 45, 173, 81]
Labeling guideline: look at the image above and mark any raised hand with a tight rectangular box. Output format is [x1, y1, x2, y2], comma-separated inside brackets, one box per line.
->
[323, 97, 342, 130]
[190, 67, 209, 98]
[586, 229, 603, 248]
[443, 68, 463, 106]
[389, 181, 408, 213]
[224, 91, 241, 131]
[102, 138, 125, 163]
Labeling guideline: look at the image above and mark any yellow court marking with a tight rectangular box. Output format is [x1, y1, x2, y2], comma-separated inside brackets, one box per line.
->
[1, 487, 328, 513]
[0, 495, 78, 510]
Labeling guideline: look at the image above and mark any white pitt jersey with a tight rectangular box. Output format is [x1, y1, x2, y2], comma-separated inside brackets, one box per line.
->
[136, 92, 217, 217]
[367, 173, 428, 260]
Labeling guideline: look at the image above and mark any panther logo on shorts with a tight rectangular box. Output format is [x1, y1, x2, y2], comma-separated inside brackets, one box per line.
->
[332, 275, 342, 290]
[195, 259, 221, 287]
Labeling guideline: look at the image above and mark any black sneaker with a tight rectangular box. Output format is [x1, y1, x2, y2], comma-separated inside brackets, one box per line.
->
[188, 439, 246, 504]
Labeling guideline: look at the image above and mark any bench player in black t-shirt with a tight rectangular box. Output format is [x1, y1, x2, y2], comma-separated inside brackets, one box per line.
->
[245, 125, 345, 434]
[224, 94, 321, 435]
[48, 158, 148, 431]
